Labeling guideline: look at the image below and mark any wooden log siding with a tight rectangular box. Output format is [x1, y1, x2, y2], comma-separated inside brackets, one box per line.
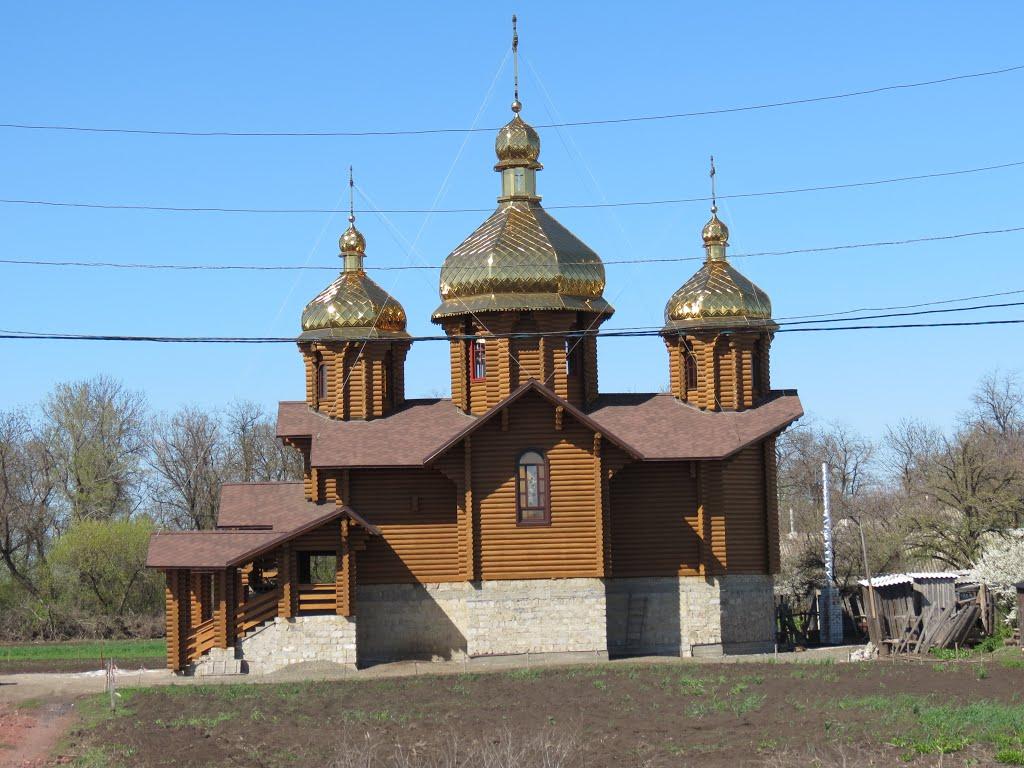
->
[609, 461, 701, 577]
[349, 467, 462, 584]
[165, 570, 188, 671]
[718, 444, 769, 573]
[471, 393, 602, 580]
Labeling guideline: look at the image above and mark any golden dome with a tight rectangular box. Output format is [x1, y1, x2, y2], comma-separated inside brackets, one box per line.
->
[432, 199, 612, 320]
[663, 210, 774, 332]
[300, 219, 409, 340]
[701, 208, 730, 247]
[339, 216, 366, 255]
[494, 113, 542, 171]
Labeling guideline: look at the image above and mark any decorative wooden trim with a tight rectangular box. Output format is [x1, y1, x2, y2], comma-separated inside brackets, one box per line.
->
[696, 463, 707, 576]
[554, 405, 564, 432]
[464, 436, 476, 580]
[593, 433, 605, 576]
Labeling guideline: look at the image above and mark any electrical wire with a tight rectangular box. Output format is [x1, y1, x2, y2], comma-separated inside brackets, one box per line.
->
[1, 63, 1020, 137]
[2, 159, 1021, 215]
[2, 224, 1021, 273]
[3, 313, 1023, 345]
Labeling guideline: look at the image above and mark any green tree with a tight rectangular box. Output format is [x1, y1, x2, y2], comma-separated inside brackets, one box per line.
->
[46, 517, 162, 632]
[43, 376, 147, 523]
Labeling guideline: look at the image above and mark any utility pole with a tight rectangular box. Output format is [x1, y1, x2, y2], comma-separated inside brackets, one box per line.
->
[788, 508, 796, 539]
[819, 462, 843, 645]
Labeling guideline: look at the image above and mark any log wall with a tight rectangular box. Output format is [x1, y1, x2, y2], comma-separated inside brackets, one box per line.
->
[608, 461, 701, 577]
[347, 468, 462, 584]
[470, 391, 602, 579]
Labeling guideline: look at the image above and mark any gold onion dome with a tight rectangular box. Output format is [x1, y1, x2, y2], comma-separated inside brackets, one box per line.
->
[300, 200, 408, 340]
[494, 109, 542, 171]
[432, 17, 611, 322]
[663, 207, 774, 332]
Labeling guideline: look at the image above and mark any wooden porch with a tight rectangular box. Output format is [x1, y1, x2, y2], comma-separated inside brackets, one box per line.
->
[161, 517, 366, 672]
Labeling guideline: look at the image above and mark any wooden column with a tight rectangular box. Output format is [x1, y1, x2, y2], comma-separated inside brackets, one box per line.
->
[213, 569, 234, 649]
[592, 433, 605, 577]
[164, 570, 188, 671]
[463, 437, 476, 581]
[188, 572, 204, 627]
[764, 438, 781, 574]
[695, 464, 707, 576]
[278, 544, 294, 618]
[337, 518, 355, 616]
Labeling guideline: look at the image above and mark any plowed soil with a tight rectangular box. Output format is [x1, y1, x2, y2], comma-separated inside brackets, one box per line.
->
[56, 658, 1024, 767]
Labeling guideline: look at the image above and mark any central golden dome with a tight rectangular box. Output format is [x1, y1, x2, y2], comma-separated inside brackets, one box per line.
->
[432, 95, 611, 321]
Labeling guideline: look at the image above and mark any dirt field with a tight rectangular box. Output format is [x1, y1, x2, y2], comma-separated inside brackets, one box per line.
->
[50, 655, 1024, 767]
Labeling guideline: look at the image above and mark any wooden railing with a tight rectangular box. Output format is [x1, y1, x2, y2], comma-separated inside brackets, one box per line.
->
[297, 583, 336, 614]
[235, 588, 281, 636]
[185, 618, 217, 661]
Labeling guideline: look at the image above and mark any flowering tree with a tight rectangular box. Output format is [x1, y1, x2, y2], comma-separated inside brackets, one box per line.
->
[973, 530, 1024, 623]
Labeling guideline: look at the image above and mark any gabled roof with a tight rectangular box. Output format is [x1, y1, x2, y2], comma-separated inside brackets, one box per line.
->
[587, 391, 802, 460]
[148, 483, 381, 570]
[147, 504, 345, 570]
[279, 386, 802, 468]
[423, 379, 641, 464]
[278, 398, 473, 467]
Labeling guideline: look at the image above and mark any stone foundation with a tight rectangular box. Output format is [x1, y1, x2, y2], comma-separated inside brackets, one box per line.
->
[607, 574, 775, 657]
[356, 578, 607, 663]
[236, 614, 357, 675]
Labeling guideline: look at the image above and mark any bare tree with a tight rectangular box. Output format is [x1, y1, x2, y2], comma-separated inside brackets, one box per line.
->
[148, 407, 223, 530]
[42, 376, 148, 523]
[970, 370, 1023, 437]
[222, 400, 301, 483]
[0, 410, 57, 594]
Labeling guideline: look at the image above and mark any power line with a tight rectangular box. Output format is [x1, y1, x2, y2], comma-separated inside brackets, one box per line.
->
[2, 63, 1021, 138]
[2, 159, 1022, 216]
[3, 313, 1023, 345]
[2, 224, 1022, 273]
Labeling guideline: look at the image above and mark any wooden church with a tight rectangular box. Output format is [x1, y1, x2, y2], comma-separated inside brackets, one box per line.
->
[147, 23, 802, 674]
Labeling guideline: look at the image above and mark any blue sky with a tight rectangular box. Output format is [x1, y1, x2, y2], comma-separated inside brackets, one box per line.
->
[1, 2, 1022, 440]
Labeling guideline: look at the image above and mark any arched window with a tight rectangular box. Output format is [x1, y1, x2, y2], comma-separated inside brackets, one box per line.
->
[516, 449, 549, 525]
[316, 362, 328, 402]
[471, 338, 487, 381]
[684, 349, 698, 391]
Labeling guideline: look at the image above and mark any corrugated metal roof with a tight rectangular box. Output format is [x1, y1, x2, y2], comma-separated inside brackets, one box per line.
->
[858, 571, 968, 588]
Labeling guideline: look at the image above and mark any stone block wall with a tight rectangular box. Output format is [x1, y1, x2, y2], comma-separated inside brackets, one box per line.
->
[237, 614, 357, 675]
[606, 574, 774, 657]
[356, 578, 607, 663]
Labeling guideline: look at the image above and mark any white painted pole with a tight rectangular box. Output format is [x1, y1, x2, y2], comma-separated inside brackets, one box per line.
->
[789, 507, 796, 538]
[822, 462, 834, 583]
[820, 462, 843, 644]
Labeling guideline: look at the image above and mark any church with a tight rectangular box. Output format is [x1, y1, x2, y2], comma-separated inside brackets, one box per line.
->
[147, 23, 802, 674]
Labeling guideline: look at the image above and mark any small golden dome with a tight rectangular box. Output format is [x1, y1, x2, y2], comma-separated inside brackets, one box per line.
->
[300, 218, 408, 340]
[495, 114, 542, 171]
[339, 216, 366, 255]
[662, 210, 774, 332]
[300, 271, 408, 340]
[701, 208, 730, 247]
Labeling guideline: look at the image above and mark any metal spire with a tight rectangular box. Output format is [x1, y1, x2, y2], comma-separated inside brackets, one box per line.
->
[348, 165, 355, 224]
[709, 155, 717, 214]
[511, 14, 521, 112]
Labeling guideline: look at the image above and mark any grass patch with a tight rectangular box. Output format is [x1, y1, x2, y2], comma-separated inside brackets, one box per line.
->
[0, 638, 164, 662]
[839, 695, 1024, 757]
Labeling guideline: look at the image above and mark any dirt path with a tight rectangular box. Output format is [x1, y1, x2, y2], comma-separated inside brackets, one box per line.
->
[0, 701, 74, 768]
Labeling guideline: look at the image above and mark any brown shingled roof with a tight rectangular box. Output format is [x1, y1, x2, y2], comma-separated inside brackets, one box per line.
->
[218, 482, 322, 530]
[149, 483, 381, 570]
[424, 380, 641, 465]
[587, 390, 803, 460]
[277, 399, 474, 467]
